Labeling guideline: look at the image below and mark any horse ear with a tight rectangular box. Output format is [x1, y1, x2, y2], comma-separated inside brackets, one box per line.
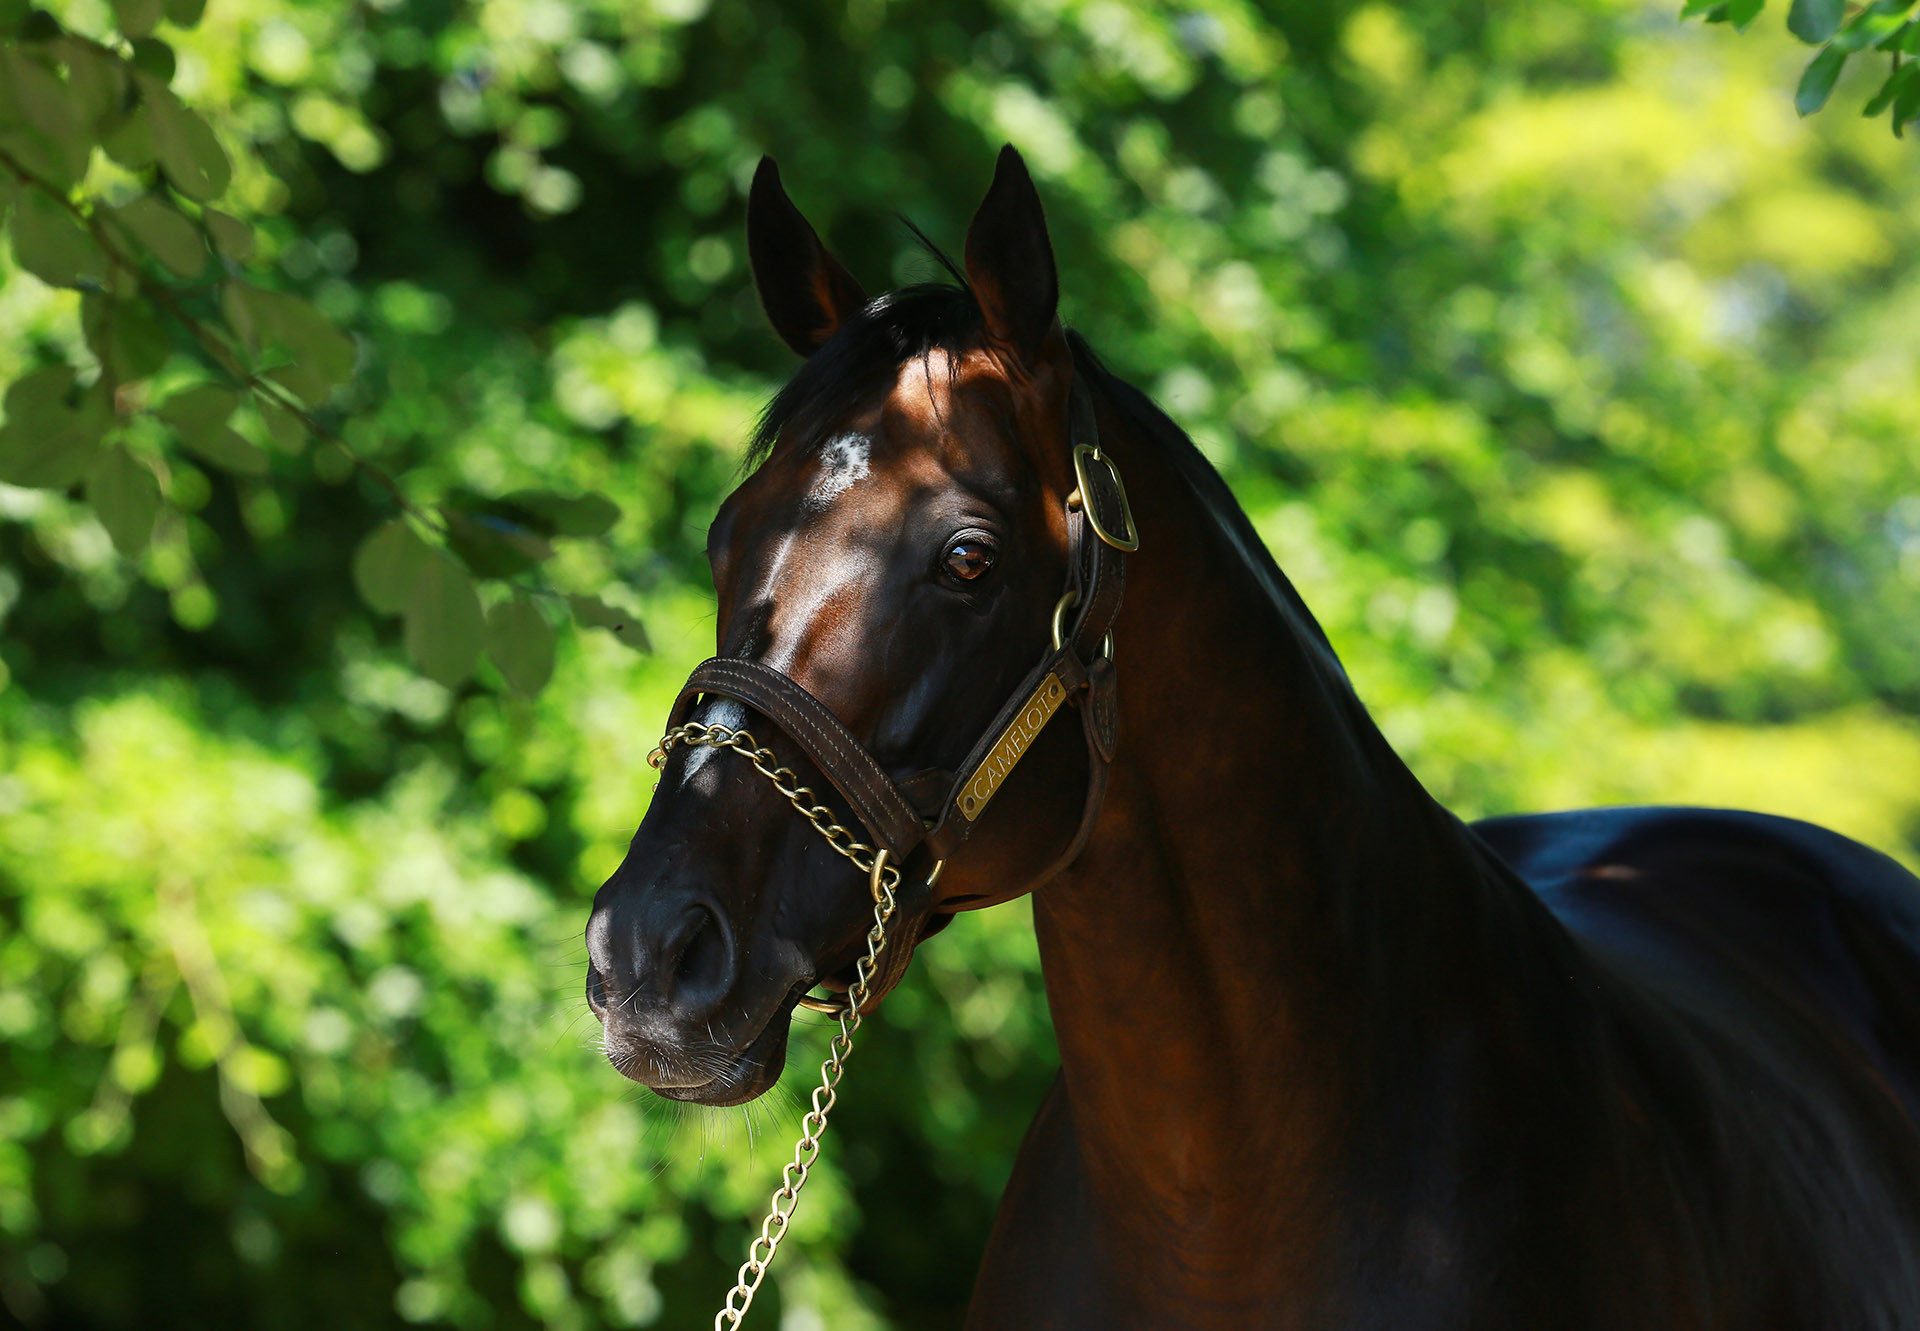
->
[747, 156, 869, 357]
[964, 145, 1059, 367]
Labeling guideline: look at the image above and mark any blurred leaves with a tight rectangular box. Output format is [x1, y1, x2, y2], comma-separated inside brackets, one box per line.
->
[352, 518, 434, 615]
[85, 445, 160, 555]
[0, 0, 1917, 1329]
[404, 552, 485, 687]
[486, 595, 557, 695]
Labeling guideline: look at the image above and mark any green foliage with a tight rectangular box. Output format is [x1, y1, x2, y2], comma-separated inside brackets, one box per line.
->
[0, 0, 629, 705]
[1, 1, 1918, 1330]
[1686, 0, 1920, 133]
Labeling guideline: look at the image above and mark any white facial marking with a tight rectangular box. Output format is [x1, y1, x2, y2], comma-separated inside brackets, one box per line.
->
[681, 699, 747, 786]
[806, 432, 870, 510]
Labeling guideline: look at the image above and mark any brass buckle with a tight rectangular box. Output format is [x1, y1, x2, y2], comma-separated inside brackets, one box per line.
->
[1071, 444, 1139, 553]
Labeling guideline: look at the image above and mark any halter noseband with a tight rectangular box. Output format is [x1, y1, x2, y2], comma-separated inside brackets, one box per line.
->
[651, 374, 1136, 1008]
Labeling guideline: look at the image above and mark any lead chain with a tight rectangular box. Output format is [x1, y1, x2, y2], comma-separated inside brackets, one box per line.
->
[648, 723, 935, 1329]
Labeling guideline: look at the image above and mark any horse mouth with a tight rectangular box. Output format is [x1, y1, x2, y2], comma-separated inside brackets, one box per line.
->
[611, 979, 811, 1107]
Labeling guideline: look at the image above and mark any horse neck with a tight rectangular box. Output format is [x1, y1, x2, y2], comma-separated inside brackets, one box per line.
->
[1032, 370, 1584, 1266]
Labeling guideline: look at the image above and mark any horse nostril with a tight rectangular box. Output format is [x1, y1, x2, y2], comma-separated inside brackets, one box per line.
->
[660, 901, 737, 1010]
[585, 965, 608, 1019]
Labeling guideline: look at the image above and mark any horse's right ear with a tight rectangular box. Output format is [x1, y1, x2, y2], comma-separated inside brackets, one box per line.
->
[747, 157, 869, 358]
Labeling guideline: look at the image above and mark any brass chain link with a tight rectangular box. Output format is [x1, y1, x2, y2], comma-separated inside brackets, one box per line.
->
[647, 721, 939, 1330]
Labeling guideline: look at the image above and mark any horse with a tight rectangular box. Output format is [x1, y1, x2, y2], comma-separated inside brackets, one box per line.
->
[583, 145, 1920, 1329]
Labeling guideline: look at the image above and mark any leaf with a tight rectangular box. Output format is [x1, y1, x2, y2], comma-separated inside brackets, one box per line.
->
[442, 506, 554, 577]
[568, 594, 650, 652]
[105, 194, 206, 278]
[352, 519, 434, 614]
[404, 554, 485, 687]
[1895, 61, 1920, 134]
[87, 446, 161, 556]
[109, 0, 165, 38]
[256, 399, 306, 451]
[63, 43, 129, 135]
[501, 488, 622, 537]
[225, 285, 356, 404]
[1796, 45, 1847, 115]
[202, 207, 254, 262]
[1787, 0, 1844, 43]
[10, 191, 108, 288]
[1726, 0, 1764, 26]
[137, 75, 229, 201]
[128, 38, 174, 82]
[486, 595, 557, 694]
[82, 293, 171, 384]
[0, 48, 92, 189]
[155, 384, 267, 474]
[1863, 63, 1906, 116]
[154, 382, 240, 435]
[162, 0, 206, 24]
[101, 101, 155, 170]
[0, 367, 109, 489]
[175, 425, 268, 474]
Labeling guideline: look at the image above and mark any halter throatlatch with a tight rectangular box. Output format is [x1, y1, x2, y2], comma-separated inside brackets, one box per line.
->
[647, 374, 1136, 1329]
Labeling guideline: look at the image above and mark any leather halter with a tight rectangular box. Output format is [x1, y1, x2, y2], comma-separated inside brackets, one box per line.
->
[661, 375, 1137, 917]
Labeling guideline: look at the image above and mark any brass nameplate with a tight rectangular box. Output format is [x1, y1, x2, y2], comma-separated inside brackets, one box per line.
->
[958, 673, 1067, 822]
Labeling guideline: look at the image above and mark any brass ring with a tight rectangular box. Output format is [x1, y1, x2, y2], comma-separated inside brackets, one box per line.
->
[1049, 589, 1114, 660]
[796, 857, 944, 1014]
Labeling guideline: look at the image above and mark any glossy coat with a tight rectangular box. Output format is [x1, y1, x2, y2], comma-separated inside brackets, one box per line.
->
[586, 149, 1920, 1328]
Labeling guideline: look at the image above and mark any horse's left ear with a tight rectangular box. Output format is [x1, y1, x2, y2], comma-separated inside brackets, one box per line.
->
[965, 145, 1060, 368]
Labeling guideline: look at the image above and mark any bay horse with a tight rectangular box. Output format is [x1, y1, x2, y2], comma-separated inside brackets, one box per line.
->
[584, 146, 1920, 1328]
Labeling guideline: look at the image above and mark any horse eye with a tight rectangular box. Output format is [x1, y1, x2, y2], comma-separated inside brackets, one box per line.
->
[941, 538, 996, 583]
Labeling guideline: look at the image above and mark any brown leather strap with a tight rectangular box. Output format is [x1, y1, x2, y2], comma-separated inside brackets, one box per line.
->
[669, 658, 930, 862]
[922, 647, 1087, 860]
[1064, 379, 1128, 664]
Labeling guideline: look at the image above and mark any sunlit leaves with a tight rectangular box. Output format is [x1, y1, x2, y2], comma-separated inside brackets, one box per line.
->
[0, 15, 656, 699]
[87, 446, 162, 556]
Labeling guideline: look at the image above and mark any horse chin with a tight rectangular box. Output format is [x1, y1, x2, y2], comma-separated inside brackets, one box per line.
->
[647, 1007, 796, 1107]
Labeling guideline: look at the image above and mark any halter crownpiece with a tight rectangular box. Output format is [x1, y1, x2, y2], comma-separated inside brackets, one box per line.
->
[647, 371, 1136, 1328]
